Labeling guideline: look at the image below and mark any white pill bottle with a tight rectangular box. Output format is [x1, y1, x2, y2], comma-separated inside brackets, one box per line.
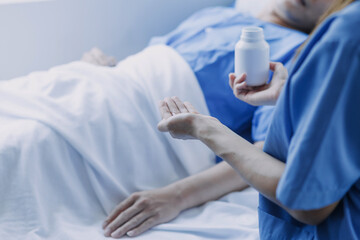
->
[235, 27, 269, 86]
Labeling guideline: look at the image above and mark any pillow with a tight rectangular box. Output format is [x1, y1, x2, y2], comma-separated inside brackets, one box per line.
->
[234, 0, 271, 16]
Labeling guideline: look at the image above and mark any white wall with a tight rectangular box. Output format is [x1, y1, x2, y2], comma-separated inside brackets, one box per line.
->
[0, 0, 234, 80]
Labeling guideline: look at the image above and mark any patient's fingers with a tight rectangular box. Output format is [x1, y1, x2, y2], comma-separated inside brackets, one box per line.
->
[184, 102, 199, 114]
[159, 100, 172, 120]
[125, 216, 159, 238]
[171, 96, 188, 113]
[103, 194, 138, 229]
[165, 97, 180, 115]
[110, 212, 152, 238]
[104, 204, 143, 237]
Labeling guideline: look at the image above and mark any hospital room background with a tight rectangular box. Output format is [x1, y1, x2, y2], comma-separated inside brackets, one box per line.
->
[0, 0, 260, 80]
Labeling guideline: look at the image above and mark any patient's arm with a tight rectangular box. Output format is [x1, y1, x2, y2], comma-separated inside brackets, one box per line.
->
[102, 145, 264, 238]
[81, 47, 117, 67]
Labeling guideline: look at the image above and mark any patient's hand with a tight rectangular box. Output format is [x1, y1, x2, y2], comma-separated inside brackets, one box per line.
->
[103, 186, 183, 238]
[229, 62, 288, 106]
[81, 47, 117, 67]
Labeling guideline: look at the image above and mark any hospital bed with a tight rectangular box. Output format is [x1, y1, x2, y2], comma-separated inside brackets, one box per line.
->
[0, 1, 269, 239]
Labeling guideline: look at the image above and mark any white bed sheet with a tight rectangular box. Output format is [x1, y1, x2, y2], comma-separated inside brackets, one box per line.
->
[0, 45, 259, 240]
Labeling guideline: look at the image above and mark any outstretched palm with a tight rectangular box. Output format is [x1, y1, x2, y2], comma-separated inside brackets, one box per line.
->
[157, 96, 201, 140]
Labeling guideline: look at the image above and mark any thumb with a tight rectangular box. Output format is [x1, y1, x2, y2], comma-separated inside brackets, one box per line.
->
[157, 119, 169, 132]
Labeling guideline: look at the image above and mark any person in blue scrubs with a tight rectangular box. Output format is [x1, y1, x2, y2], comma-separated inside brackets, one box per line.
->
[156, 0, 360, 239]
[103, 0, 337, 238]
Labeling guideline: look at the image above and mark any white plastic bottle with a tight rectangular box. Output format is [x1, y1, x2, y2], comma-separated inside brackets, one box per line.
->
[235, 27, 269, 86]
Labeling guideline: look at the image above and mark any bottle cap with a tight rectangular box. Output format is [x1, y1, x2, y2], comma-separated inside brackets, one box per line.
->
[240, 27, 264, 41]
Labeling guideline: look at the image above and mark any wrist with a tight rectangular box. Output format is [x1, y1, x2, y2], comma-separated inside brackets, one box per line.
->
[192, 115, 221, 140]
[193, 116, 247, 160]
[165, 182, 190, 211]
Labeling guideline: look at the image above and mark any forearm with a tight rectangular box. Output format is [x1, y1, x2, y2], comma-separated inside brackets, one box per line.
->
[167, 161, 248, 211]
[195, 117, 284, 203]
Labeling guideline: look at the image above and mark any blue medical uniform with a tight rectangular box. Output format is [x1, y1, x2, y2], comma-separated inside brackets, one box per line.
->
[262, 1, 360, 239]
[150, 7, 307, 143]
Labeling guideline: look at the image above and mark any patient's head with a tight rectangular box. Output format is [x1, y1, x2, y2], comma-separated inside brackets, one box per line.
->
[268, 0, 335, 33]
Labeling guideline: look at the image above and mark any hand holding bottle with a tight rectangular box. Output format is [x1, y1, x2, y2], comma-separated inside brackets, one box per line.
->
[229, 62, 288, 106]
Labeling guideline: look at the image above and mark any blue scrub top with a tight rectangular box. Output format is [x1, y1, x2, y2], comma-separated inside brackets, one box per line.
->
[262, 1, 360, 239]
[150, 7, 307, 142]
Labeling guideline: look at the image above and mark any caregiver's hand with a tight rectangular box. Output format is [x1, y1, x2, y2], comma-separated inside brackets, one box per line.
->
[229, 62, 288, 106]
[157, 96, 218, 140]
[103, 186, 183, 238]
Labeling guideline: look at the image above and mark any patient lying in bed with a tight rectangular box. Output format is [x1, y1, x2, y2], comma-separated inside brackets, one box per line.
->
[0, 1, 325, 239]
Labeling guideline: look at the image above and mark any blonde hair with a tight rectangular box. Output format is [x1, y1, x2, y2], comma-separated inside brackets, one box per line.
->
[296, 0, 355, 56]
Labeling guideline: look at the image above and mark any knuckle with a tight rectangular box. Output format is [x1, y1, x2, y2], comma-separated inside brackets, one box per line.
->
[138, 198, 150, 207]
[142, 207, 154, 215]
[131, 216, 141, 224]
[131, 192, 141, 200]
[152, 212, 161, 221]
[115, 203, 125, 211]
[148, 218, 158, 228]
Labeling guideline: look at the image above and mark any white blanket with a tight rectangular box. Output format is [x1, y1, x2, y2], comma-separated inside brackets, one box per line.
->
[0, 45, 259, 239]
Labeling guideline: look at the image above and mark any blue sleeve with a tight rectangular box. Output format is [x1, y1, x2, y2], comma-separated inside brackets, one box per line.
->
[276, 37, 360, 210]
